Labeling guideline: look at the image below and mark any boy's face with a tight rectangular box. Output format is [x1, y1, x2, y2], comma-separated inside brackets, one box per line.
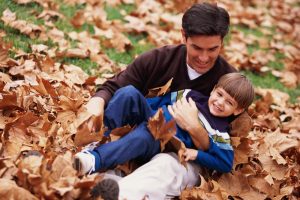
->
[182, 31, 222, 74]
[208, 87, 244, 117]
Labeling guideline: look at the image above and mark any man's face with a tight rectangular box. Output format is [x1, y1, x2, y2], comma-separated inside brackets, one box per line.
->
[208, 87, 244, 117]
[183, 32, 222, 74]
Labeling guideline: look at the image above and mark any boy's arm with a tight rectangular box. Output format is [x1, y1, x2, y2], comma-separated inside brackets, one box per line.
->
[195, 137, 234, 173]
[168, 97, 210, 151]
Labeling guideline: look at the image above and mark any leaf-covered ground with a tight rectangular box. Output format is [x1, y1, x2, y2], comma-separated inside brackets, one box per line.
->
[0, 0, 299, 199]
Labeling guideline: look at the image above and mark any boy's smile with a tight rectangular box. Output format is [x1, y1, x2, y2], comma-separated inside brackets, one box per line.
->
[208, 87, 244, 117]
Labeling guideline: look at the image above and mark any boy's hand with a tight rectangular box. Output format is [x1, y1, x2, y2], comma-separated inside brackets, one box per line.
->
[183, 148, 198, 161]
[167, 97, 199, 131]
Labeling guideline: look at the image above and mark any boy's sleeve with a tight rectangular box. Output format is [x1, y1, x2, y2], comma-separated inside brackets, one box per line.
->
[195, 137, 234, 173]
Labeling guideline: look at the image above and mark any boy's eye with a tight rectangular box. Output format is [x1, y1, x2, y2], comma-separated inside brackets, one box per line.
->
[216, 92, 222, 96]
[226, 100, 233, 106]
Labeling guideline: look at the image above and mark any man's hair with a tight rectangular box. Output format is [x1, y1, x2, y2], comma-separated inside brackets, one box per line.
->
[182, 3, 230, 39]
[215, 73, 255, 109]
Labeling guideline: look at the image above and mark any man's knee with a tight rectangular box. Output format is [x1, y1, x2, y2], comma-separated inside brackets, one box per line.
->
[116, 85, 140, 96]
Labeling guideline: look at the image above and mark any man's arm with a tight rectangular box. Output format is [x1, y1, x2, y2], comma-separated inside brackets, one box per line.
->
[167, 97, 210, 151]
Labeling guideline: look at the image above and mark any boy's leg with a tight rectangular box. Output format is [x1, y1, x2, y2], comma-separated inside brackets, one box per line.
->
[118, 152, 201, 200]
[104, 85, 155, 131]
[90, 122, 160, 172]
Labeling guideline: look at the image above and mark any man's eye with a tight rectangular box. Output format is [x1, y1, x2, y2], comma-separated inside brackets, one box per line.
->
[209, 48, 217, 52]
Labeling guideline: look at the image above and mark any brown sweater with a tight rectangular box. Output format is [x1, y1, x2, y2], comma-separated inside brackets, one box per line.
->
[94, 44, 237, 104]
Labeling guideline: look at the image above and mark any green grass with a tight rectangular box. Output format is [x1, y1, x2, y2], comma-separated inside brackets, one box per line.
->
[60, 57, 98, 75]
[0, 0, 44, 24]
[104, 3, 136, 20]
[243, 70, 300, 103]
[0, 0, 48, 52]
[104, 33, 154, 64]
[58, 3, 86, 19]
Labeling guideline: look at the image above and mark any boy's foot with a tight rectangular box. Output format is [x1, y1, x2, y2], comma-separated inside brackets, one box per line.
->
[90, 179, 119, 200]
[73, 150, 96, 175]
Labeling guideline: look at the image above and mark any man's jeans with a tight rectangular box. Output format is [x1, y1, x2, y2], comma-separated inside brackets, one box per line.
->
[90, 85, 161, 171]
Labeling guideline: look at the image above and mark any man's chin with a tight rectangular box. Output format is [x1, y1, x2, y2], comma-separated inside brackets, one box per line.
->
[194, 67, 211, 74]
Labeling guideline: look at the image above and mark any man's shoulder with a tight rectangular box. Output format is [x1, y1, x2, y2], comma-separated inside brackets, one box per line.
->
[141, 44, 186, 57]
[217, 56, 237, 73]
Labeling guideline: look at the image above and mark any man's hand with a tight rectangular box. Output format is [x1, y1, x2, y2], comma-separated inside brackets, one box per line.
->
[183, 148, 198, 161]
[167, 97, 210, 151]
[167, 97, 199, 131]
[85, 97, 105, 116]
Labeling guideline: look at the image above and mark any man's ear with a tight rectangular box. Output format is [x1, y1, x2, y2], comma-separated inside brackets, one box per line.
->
[181, 29, 187, 43]
[233, 107, 245, 116]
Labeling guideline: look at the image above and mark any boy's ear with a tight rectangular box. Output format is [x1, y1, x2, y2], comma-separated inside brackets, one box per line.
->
[233, 107, 245, 116]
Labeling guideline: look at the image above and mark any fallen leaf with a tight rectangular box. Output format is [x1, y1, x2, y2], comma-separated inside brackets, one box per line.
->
[146, 78, 173, 98]
[74, 115, 105, 147]
[0, 178, 39, 200]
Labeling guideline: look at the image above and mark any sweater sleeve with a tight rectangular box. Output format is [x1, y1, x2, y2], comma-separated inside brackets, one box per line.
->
[93, 52, 152, 104]
[195, 137, 234, 173]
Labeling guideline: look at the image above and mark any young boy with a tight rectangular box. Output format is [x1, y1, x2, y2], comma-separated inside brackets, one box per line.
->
[74, 73, 254, 178]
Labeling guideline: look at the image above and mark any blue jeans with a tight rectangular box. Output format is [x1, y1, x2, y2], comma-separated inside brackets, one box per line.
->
[90, 85, 161, 171]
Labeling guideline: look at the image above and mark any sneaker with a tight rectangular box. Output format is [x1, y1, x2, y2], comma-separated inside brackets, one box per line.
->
[73, 150, 96, 175]
[90, 179, 119, 200]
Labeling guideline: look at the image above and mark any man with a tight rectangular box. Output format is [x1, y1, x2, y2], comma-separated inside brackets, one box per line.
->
[86, 2, 236, 152]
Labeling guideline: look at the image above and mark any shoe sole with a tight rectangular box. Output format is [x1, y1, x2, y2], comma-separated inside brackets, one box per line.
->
[73, 157, 82, 173]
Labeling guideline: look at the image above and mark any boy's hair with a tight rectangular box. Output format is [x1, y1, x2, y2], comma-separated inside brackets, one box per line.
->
[215, 73, 255, 109]
[182, 3, 230, 39]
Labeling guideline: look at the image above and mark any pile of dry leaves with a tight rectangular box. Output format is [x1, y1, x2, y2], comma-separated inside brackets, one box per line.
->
[0, 0, 299, 199]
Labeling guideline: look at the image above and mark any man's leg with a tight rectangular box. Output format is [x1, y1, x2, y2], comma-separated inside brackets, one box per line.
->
[118, 152, 201, 200]
[104, 85, 155, 130]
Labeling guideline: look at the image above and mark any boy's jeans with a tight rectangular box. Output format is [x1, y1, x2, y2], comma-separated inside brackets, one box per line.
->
[90, 85, 161, 171]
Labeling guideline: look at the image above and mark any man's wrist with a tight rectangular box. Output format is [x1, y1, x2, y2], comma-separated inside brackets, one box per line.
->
[187, 122, 205, 135]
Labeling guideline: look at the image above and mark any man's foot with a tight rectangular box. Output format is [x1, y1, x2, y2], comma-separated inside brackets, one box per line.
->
[90, 179, 119, 200]
[73, 150, 96, 175]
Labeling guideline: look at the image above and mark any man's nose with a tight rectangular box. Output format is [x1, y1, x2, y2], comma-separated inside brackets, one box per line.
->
[198, 51, 209, 62]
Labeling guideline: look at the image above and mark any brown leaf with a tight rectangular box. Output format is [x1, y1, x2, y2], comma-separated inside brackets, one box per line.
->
[70, 10, 85, 28]
[230, 112, 253, 137]
[57, 48, 90, 59]
[0, 39, 11, 67]
[233, 137, 252, 167]
[146, 78, 173, 98]
[218, 171, 251, 196]
[110, 124, 133, 138]
[257, 153, 286, 180]
[255, 88, 290, 108]
[1, 9, 42, 38]
[49, 151, 77, 183]
[272, 70, 298, 88]
[181, 179, 228, 200]
[74, 115, 106, 147]
[18, 154, 43, 175]
[0, 92, 18, 109]
[147, 108, 177, 151]
[168, 136, 187, 167]
[0, 178, 38, 200]
[248, 175, 278, 196]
